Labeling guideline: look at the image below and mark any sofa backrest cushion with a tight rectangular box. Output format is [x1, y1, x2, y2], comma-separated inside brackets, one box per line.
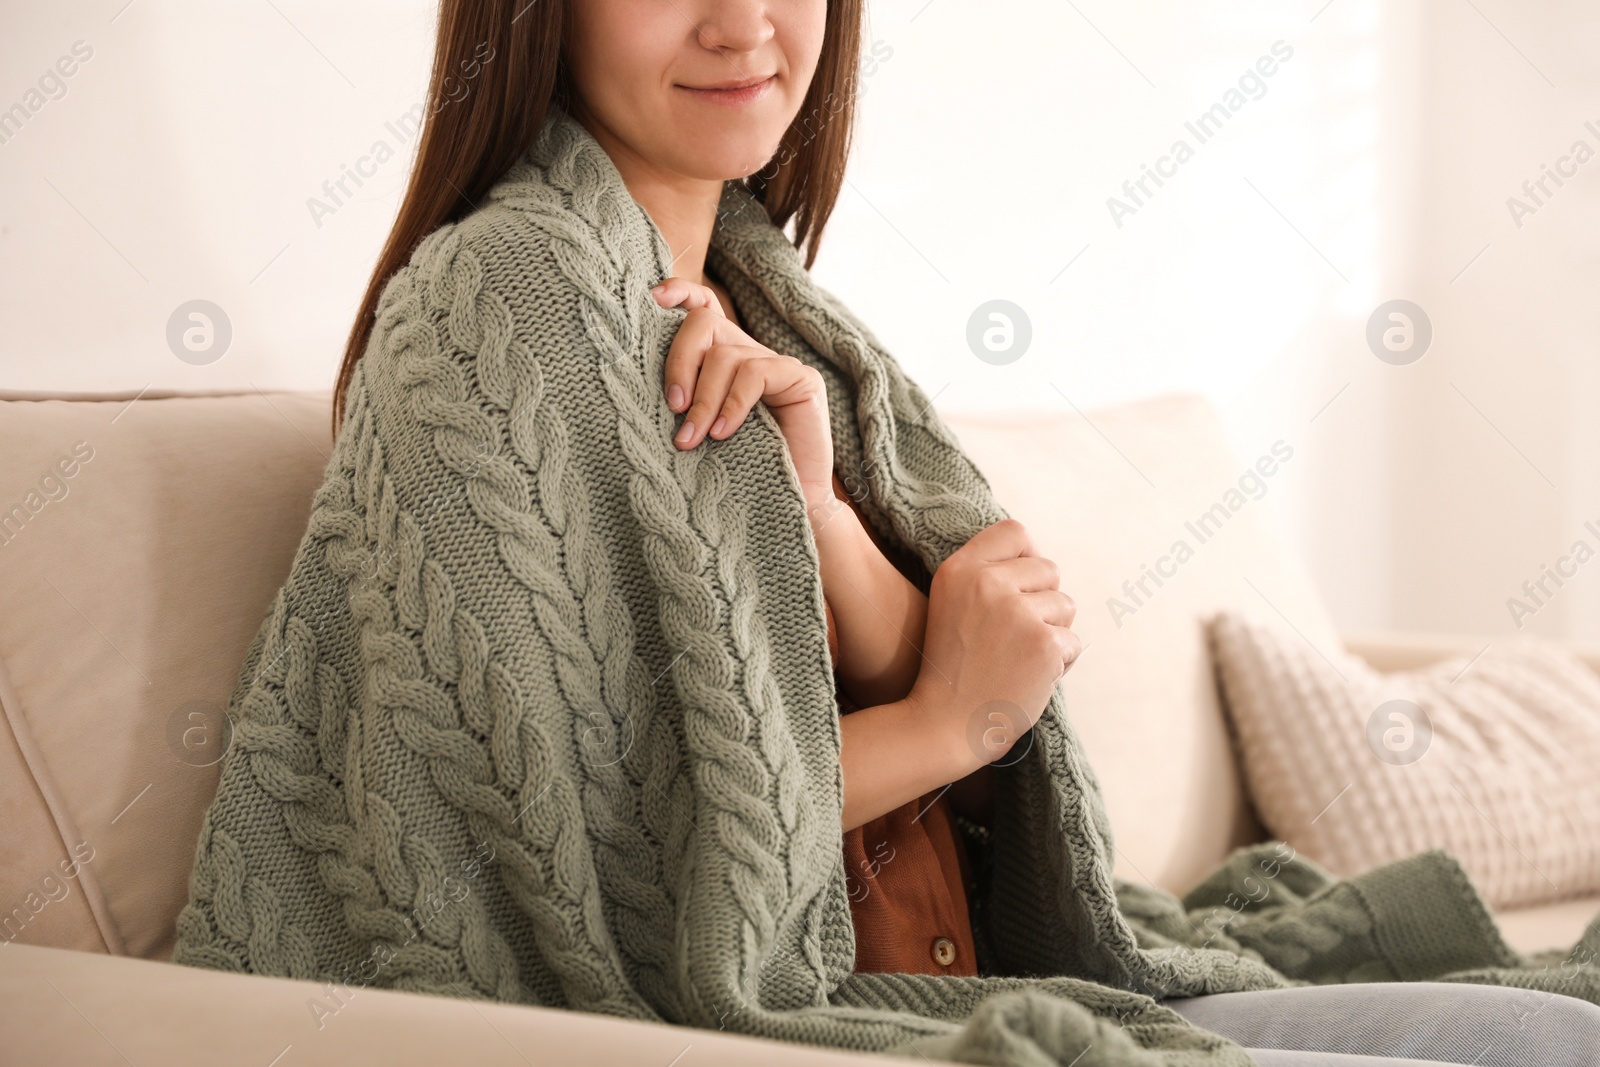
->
[0, 391, 331, 960]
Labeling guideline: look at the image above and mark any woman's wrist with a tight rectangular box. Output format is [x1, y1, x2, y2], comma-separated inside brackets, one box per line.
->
[803, 484, 846, 531]
[902, 682, 989, 784]
[838, 693, 983, 831]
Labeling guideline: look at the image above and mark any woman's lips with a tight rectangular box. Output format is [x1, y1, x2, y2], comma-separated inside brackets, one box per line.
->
[677, 74, 776, 107]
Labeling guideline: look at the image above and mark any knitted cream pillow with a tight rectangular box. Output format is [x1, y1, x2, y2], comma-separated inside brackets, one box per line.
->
[1207, 610, 1600, 909]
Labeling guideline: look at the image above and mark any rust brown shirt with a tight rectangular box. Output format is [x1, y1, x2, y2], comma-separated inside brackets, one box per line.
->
[827, 473, 978, 977]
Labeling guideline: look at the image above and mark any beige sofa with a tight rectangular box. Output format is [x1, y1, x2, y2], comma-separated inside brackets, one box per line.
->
[3, 387, 1597, 1065]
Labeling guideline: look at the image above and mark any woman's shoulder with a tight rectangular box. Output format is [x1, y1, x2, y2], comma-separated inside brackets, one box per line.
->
[372, 147, 668, 341]
[377, 202, 566, 314]
[362, 194, 645, 391]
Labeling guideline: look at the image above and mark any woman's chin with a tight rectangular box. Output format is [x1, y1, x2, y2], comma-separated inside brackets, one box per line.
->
[663, 135, 785, 183]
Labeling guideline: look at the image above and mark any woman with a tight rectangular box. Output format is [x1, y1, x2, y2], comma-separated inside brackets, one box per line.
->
[175, 2, 1600, 1065]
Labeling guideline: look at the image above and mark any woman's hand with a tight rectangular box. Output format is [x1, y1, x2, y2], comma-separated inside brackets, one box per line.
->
[651, 277, 834, 502]
[908, 518, 1081, 772]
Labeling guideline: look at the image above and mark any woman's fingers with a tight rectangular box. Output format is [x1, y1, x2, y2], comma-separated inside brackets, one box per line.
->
[653, 284, 831, 493]
[660, 300, 807, 450]
[655, 279, 734, 415]
[1055, 625, 1084, 678]
[674, 348, 808, 449]
[661, 306, 730, 416]
[1022, 587, 1078, 629]
[958, 517, 1041, 562]
[703, 357, 778, 442]
[651, 277, 726, 316]
[990, 554, 1061, 593]
[674, 342, 744, 446]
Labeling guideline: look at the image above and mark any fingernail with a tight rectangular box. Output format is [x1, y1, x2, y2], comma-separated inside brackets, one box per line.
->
[709, 415, 726, 436]
[675, 420, 694, 445]
[668, 383, 684, 410]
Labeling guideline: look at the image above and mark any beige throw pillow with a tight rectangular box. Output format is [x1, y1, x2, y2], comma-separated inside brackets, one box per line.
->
[1208, 610, 1600, 909]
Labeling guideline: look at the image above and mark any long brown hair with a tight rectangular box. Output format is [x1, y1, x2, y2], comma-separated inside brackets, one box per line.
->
[330, 0, 864, 436]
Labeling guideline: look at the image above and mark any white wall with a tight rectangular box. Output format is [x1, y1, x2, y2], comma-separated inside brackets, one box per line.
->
[2, 1, 1596, 640]
[1391, 1, 1600, 641]
[0, 0, 437, 393]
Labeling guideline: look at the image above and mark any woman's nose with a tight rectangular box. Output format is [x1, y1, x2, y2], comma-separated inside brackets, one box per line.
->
[692, 0, 776, 56]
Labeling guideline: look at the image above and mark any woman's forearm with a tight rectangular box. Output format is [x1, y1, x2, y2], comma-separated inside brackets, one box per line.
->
[838, 694, 975, 830]
[806, 491, 926, 708]
[807, 487, 999, 829]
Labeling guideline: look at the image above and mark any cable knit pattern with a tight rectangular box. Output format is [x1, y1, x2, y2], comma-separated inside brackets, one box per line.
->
[172, 105, 1600, 1064]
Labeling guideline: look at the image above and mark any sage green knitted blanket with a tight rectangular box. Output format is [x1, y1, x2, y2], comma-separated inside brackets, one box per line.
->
[172, 105, 1600, 1066]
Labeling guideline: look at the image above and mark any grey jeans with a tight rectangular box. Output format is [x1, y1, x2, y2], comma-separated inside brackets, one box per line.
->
[1163, 982, 1600, 1066]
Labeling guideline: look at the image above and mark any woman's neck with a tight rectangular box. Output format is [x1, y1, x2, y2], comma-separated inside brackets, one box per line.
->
[571, 101, 723, 290]
[701, 262, 742, 329]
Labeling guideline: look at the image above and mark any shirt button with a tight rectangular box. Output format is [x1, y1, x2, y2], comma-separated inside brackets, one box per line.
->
[931, 936, 957, 967]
